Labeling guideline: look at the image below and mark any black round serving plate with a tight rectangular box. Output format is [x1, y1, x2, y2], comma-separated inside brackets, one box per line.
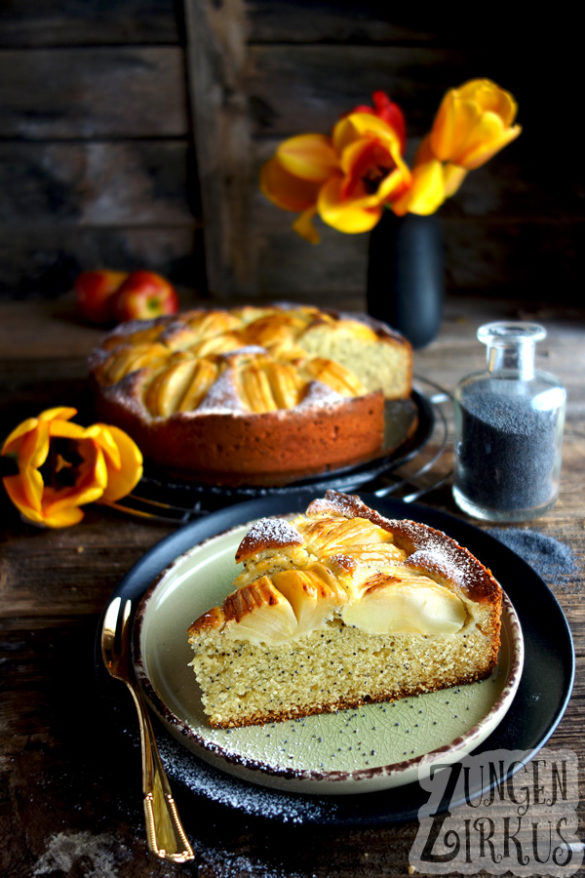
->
[129, 389, 434, 516]
[96, 493, 575, 828]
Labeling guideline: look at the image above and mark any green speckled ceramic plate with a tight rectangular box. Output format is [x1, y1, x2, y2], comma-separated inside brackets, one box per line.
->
[133, 517, 524, 796]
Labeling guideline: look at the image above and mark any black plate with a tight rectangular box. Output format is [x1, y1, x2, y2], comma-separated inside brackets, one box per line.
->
[97, 493, 574, 827]
[126, 389, 434, 517]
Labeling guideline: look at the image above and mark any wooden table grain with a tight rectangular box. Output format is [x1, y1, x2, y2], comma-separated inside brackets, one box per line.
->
[1, 296, 584, 878]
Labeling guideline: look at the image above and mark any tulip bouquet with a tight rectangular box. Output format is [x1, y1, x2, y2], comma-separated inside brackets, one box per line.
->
[261, 79, 521, 243]
[1, 407, 143, 528]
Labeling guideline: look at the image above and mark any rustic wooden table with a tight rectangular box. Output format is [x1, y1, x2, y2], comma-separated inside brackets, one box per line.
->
[1, 296, 584, 877]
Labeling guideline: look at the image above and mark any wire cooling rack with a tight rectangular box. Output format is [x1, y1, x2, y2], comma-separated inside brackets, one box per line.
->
[105, 377, 453, 525]
[372, 376, 452, 503]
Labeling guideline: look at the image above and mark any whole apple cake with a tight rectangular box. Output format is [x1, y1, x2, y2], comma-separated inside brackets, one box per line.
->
[187, 490, 503, 728]
[88, 304, 413, 486]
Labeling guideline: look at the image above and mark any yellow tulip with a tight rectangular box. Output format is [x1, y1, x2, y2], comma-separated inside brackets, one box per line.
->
[429, 78, 521, 170]
[1, 407, 143, 528]
[392, 136, 468, 216]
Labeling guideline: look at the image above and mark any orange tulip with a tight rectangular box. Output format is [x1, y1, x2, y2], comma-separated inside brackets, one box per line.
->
[260, 109, 411, 241]
[260, 134, 337, 244]
[320, 112, 411, 233]
[1, 407, 143, 528]
[429, 79, 521, 170]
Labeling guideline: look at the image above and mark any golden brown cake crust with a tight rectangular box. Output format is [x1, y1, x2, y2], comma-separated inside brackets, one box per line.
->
[88, 304, 412, 486]
[92, 386, 385, 486]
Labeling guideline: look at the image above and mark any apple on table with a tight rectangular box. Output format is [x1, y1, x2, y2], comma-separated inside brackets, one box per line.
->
[111, 271, 180, 321]
[75, 269, 180, 324]
[74, 270, 128, 324]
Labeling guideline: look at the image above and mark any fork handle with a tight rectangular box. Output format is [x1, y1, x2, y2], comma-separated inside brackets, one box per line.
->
[126, 682, 194, 863]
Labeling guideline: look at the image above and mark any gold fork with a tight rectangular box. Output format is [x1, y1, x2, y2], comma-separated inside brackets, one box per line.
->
[101, 596, 195, 863]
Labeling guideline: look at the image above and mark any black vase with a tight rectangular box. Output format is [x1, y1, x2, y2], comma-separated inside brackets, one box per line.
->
[366, 210, 444, 348]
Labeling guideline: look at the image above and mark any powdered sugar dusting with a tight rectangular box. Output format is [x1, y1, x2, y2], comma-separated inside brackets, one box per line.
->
[199, 845, 317, 878]
[387, 518, 496, 598]
[306, 490, 387, 528]
[297, 381, 343, 407]
[197, 369, 246, 413]
[157, 736, 338, 825]
[249, 517, 302, 544]
[224, 345, 267, 357]
[106, 316, 162, 338]
[305, 498, 340, 518]
[158, 319, 193, 345]
[236, 517, 303, 560]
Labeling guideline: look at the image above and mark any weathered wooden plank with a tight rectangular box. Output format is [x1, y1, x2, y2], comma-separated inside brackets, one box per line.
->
[243, 2, 568, 51]
[253, 206, 367, 298]
[0, 0, 181, 47]
[0, 227, 205, 298]
[184, 0, 257, 296]
[0, 47, 189, 139]
[0, 141, 197, 227]
[245, 1, 438, 44]
[0, 507, 174, 618]
[245, 44, 519, 138]
[442, 218, 585, 302]
[252, 203, 585, 304]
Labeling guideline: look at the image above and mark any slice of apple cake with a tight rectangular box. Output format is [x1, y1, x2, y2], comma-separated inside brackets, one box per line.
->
[187, 490, 503, 728]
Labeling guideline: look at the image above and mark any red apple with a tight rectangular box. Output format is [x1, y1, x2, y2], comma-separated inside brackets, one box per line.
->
[75, 269, 128, 324]
[111, 271, 180, 322]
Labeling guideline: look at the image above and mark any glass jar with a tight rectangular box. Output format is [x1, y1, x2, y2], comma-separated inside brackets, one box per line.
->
[452, 321, 566, 522]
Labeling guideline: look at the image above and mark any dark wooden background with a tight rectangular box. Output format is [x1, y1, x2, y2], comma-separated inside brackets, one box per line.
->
[0, 2, 582, 306]
[0, 0, 202, 299]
